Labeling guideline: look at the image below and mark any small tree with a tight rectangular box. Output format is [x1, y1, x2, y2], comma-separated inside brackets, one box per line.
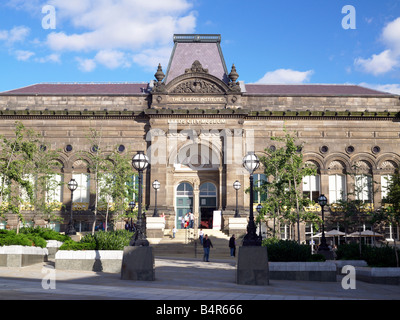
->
[259, 128, 317, 243]
[373, 169, 400, 267]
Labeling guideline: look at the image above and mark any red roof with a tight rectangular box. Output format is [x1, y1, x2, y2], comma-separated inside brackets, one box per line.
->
[244, 84, 394, 96]
[0, 83, 149, 95]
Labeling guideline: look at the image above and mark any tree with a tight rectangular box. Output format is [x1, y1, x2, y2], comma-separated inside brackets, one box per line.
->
[259, 128, 317, 243]
[0, 122, 61, 233]
[372, 169, 400, 267]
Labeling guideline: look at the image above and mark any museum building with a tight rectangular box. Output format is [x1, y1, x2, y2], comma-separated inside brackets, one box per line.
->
[0, 34, 399, 243]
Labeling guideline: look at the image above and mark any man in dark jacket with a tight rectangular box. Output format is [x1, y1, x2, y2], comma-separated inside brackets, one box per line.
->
[203, 235, 213, 262]
[229, 234, 236, 257]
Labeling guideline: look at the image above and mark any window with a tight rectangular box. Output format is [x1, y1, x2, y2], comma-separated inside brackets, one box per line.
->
[200, 182, 217, 196]
[0, 175, 10, 202]
[280, 224, 291, 240]
[381, 175, 392, 201]
[253, 174, 267, 203]
[72, 174, 90, 203]
[303, 175, 320, 202]
[21, 174, 36, 203]
[355, 174, 372, 202]
[46, 174, 63, 203]
[329, 174, 346, 203]
[177, 183, 193, 196]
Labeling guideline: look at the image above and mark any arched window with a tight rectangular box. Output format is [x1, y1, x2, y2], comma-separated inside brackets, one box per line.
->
[176, 182, 193, 196]
[200, 182, 217, 196]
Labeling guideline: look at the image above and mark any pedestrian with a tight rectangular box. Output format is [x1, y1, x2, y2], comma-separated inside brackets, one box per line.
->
[184, 213, 189, 229]
[199, 229, 204, 245]
[229, 234, 236, 257]
[203, 234, 213, 262]
[172, 227, 176, 239]
[189, 211, 194, 228]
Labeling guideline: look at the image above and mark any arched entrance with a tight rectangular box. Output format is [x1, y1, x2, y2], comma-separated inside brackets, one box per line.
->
[199, 182, 217, 229]
[175, 182, 193, 229]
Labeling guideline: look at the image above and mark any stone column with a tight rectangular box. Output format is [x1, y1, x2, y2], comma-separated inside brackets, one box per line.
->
[193, 180, 200, 239]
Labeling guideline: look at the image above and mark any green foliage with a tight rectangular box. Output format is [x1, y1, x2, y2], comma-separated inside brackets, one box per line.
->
[0, 229, 47, 248]
[60, 230, 133, 251]
[59, 240, 96, 251]
[262, 239, 320, 262]
[336, 243, 400, 267]
[19, 226, 70, 242]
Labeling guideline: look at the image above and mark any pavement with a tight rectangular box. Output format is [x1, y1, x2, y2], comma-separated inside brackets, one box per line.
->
[0, 256, 399, 302]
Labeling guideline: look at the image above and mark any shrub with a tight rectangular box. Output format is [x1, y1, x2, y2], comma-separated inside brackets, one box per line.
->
[337, 243, 399, 267]
[20, 226, 70, 242]
[60, 230, 133, 251]
[0, 230, 46, 248]
[262, 239, 315, 262]
[59, 240, 96, 251]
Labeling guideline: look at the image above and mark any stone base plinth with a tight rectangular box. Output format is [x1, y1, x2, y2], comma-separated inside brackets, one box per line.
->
[121, 246, 155, 281]
[228, 217, 247, 237]
[146, 217, 165, 244]
[236, 246, 269, 286]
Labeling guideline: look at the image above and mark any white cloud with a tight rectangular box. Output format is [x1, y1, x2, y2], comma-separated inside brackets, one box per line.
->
[355, 17, 400, 75]
[94, 50, 131, 69]
[354, 50, 398, 76]
[132, 46, 172, 71]
[76, 57, 96, 72]
[46, 0, 196, 52]
[35, 53, 61, 63]
[14, 50, 35, 61]
[255, 69, 314, 84]
[359, 82, 400, 95]
[0, 26, 30, 45]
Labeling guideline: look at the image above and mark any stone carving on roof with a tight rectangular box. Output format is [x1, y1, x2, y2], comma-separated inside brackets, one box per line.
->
[170, 79, 224, 94]
[185, 60, 209, 74]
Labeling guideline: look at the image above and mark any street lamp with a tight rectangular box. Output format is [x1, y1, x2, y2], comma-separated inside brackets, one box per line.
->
[242, 152, 261, 246]
[131, 151, 149, 246]
[233, 180, 241, 217]
[66, 178, 78, 235]
[256, 203, 263, 240]
[152, 180, 160, 217]
[317, 194, 329, 252]
[129, 199, 136, 232]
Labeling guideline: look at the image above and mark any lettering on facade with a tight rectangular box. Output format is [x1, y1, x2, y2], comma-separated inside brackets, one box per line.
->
[167, 119, 227, 125]
[170, 96, 226, 103]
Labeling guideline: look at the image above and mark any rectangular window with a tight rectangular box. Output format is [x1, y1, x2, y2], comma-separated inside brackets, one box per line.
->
[303, 175, 320, 202]
[46, 174, 63, 203]
[381, 175, 392, 201]
[355, 174, 372, 202]
[21, 174, 36, 203]
[329, 174, 346, 203]
[253, 174, 267, 203]
[72, 174, 90, 203]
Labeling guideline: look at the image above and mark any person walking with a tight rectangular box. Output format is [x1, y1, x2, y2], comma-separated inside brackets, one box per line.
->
[172, 227, 176, 239]
[199, 229, 204, 245]
[203, 234, 213, 262]
[229, 234, 236, 257]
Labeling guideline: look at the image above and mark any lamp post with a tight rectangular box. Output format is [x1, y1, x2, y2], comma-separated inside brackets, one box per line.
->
[317, 194, 329, 252]
[242, 152, 262, 246]
[152, 180, 160, 217]
[66, 178, 78, 235]
[129, 199, 135, 232]
[256, 203, 263, 240]
[131, 151, 149, 246]
[233, 180, 241, 217]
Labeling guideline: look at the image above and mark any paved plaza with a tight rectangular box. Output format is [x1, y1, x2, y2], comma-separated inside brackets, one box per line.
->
[0, 256, 399, 301]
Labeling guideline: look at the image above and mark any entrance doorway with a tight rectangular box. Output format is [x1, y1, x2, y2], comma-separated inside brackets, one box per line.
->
[176, 182, 193, 229]
[199, 182, 217, 229]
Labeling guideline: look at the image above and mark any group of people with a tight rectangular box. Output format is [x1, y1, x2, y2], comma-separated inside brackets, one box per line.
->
[124, 221, 136, 233]
[181, 212, 194, 229]
[199, 229, 237, 262]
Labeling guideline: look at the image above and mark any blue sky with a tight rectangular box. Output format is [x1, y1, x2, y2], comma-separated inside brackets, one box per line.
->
[0, 0, 399, 94]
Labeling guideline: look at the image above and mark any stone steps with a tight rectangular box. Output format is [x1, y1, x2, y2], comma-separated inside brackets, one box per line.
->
[152, 229, 236, 259]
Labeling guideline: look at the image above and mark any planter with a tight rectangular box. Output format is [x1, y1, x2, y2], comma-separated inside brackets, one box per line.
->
[55, 250, 123, 273]
[332, 260, 368, 274]
[269, 262, 337, 282]
[0, 246, 48, 267]
[355, 267, 400, 285]
[46, 240, 64, 259]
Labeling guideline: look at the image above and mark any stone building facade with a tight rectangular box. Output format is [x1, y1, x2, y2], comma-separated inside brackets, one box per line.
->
[0, 34, 399, 243]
